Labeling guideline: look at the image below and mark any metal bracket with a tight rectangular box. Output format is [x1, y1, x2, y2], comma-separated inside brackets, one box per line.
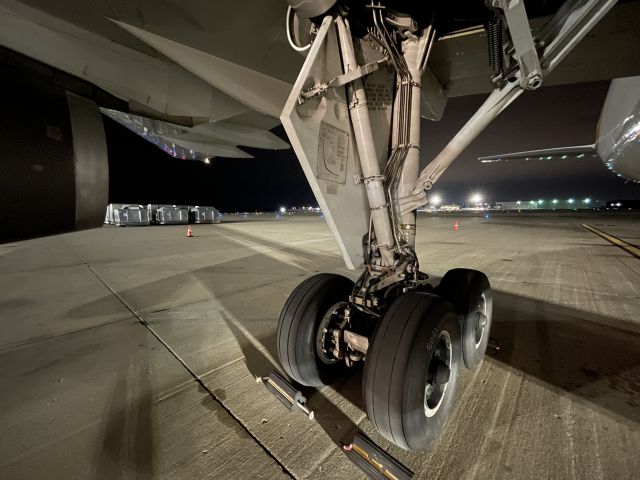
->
[492, 0, 542, 90]
[299, 58, 387, 103]
[366, 260, 411, 293]
[363, 174, 386, 185]
[354, 174, 387, 185]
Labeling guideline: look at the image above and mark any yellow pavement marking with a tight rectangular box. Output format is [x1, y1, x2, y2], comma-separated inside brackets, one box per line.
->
[581, 224, 640, 259]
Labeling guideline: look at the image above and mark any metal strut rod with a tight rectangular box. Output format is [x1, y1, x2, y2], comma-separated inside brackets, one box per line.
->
[400, 77, 523, 214]
[336, 17, 396, 266]
[400, 0, 619, 214]
[395, 26, 436, 248]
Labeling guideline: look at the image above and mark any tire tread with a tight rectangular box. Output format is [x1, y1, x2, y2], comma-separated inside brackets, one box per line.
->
[277, 273, 353, 386]
[363, 292, 460, 451]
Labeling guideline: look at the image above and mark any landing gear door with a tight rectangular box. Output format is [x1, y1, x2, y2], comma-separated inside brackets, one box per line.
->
[281, 17, 388, 270]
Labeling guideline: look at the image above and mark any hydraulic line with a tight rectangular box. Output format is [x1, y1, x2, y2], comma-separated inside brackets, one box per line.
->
[370, 4, 411, 252]
[336, 16, 396, 266]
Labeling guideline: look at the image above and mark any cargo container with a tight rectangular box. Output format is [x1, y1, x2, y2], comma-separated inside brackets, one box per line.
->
[155, 205, 189, 224]
[190, 206, 221, 224]
[113, 205, 151, 226]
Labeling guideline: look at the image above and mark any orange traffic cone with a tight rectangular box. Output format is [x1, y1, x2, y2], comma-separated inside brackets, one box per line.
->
[187, 225, 193, 237]
[453, 221, 459, 231]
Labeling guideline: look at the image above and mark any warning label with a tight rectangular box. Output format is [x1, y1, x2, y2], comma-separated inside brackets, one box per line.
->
[316, 121, 349, 184]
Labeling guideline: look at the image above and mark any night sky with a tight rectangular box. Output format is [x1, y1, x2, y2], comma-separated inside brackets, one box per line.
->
[107, 80, 639, 211]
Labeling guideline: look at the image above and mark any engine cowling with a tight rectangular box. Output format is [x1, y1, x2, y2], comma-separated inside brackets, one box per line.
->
[596, 76, 640, 183]
[0, 66, 108, 243]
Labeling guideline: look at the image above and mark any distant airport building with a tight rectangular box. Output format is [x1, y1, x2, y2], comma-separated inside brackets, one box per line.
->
[440, 204, 461, 211]
[606, 200, 640, 209]
[497, 199, 604, 210]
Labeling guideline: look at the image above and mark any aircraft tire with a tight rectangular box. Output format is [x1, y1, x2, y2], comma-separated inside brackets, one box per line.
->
[277, 273, 353, 387]
[436, 269, 493, 369]
[363, 292, 461, 451]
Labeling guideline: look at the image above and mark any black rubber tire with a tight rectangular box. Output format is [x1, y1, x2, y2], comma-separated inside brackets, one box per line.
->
[277, 273, 354, 387]
[436, 269, 493, 370]
[363, 292, 461, 451]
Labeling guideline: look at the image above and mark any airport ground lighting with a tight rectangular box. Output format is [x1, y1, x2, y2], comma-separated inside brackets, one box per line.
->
[430, 194, 442, 206]
[470, 193, 483, 204]
[568, 198, 575, 204]
[279, 206, 287, 213]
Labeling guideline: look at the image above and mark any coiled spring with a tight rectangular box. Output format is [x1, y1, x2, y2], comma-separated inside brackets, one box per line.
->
[486, 16, 503, 77]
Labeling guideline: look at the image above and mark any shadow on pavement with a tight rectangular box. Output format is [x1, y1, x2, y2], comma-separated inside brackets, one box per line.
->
[93, 341, 154, 479]
[197, 228, 640, 427]
[70, 225, 639, 439]
[219, 307, 362, 447]
[490, 290, 640, 423]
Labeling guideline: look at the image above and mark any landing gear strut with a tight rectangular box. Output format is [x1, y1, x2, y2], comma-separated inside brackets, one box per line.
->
[279, 0, 615, 452]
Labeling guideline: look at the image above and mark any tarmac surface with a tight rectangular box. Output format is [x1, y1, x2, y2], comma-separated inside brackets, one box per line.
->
[0, 212, 639, 479]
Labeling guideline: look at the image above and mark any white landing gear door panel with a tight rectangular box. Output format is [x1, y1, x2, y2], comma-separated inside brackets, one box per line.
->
[281, 17, 391, 270]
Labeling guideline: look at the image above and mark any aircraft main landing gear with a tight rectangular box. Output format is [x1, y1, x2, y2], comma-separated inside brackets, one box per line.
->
[279, 0, 612, 453]
[276, 2, 483, 452]
[276, 270, 476, 451]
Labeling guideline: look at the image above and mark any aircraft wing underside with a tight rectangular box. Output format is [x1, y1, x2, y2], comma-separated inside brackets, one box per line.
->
[101, 108, 290, 160]
[2, 0, 640, 106]
[478, 145, 598, 164]
[1, 0, 639, 159]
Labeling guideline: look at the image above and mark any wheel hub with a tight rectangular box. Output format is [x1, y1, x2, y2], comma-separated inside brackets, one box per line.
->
[424, 330, 452, 418]
[316, 301, 348, 364]
[474, 293, 488, 347]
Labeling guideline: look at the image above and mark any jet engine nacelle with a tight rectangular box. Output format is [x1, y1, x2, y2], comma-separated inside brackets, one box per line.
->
[0, 70, 108, 243]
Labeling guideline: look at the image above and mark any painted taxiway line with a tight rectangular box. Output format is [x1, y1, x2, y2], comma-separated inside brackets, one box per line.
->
[581, 224, 640, 259]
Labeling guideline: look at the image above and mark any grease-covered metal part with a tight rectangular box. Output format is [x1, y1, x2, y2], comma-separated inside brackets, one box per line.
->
[493, 0, 542, 90]
[343, 329, 369, 354]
